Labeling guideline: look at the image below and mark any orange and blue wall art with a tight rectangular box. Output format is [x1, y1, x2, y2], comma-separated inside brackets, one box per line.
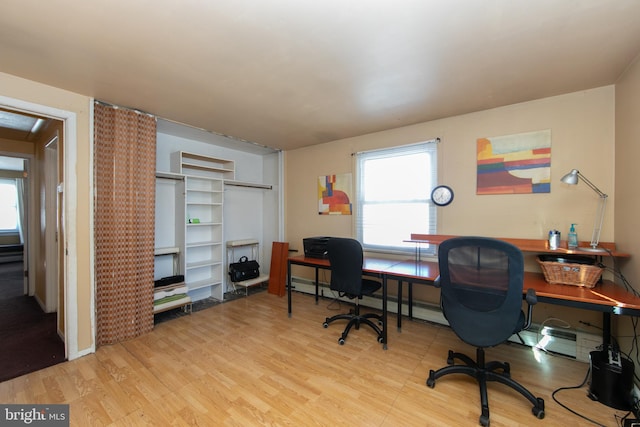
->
[318, 173, 352, 215]
[477, 129, 551, 195]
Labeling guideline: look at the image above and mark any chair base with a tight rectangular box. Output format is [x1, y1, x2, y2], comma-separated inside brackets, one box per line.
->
[323, 303, 383, 345]
[426, 348, 545, 426]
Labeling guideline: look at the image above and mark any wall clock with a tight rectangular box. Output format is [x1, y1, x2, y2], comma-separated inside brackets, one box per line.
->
[431, 185, 454, 206]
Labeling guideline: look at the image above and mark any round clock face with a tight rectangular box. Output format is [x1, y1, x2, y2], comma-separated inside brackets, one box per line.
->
[431, 185, 454, 206]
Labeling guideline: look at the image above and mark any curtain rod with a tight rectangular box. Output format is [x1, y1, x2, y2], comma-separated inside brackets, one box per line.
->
[95, 99, 280, 153]
[159, 117, 281, 153]
[94, 100, 156, 119]
[351, 137, 441, 156]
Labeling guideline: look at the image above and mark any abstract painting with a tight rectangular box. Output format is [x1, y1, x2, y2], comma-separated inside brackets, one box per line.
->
[318, 173, 352, 215]
[477, 129, 551, 195]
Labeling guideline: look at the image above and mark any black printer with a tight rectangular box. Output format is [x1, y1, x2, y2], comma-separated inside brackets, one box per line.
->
[303, 236, 331, 259]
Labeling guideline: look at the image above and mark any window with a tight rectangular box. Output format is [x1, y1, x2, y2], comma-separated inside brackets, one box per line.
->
[356, 141, 438, 253]
[0, 179, 19, 231]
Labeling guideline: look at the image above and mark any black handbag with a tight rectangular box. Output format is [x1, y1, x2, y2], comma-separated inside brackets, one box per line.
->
[229, 256, 260, 282]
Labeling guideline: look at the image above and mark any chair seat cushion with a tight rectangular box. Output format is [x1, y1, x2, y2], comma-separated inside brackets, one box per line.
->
[361, 279, 381, 296]
[343, 279, 381, 299]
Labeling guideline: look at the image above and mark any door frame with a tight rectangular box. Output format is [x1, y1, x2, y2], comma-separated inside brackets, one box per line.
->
[0, 94, 81, 359]
[45, 135, 59, 313]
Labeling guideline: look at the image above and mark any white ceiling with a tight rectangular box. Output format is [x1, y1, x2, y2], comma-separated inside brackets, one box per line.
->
[1, 0, 640, 152]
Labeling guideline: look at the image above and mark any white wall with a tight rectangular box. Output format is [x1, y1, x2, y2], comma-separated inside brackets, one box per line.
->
[285, 86, 616, 327]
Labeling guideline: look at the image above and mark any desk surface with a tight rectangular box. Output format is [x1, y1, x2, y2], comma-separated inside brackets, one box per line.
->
[288, 255, 398, 273]
[408, 234, 630, 258]
[288, 254, 640, 314]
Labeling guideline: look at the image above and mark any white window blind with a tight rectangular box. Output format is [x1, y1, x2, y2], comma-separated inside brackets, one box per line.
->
[356, 140, 438, 253]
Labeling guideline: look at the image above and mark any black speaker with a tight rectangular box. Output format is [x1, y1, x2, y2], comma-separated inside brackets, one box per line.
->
[588, 348, 634, 410]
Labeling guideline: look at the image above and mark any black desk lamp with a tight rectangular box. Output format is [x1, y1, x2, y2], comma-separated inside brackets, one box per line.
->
[560, 169, 608, 252]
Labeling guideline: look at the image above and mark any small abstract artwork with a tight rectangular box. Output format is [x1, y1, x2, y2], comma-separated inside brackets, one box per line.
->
[318, 174, 352, 215]
[477, 129, 551, 195]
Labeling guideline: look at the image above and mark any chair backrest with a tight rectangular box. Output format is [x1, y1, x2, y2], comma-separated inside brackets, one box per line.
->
[437, 236, 524, 348]
[327, 237, 364, 296]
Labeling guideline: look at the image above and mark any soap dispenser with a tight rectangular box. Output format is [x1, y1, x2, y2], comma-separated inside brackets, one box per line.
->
[568, 223, 578, 249]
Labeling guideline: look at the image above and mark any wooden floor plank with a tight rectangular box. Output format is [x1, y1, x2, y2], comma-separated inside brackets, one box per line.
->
[0, 291, 632, 426]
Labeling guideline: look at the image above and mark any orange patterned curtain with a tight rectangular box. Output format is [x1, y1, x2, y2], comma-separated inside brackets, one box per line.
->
[94, 102, 156, 346]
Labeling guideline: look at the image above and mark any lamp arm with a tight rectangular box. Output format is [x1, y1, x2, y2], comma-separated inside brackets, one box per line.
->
[577, 173, 607, 198]
[590, 194, 607, 249]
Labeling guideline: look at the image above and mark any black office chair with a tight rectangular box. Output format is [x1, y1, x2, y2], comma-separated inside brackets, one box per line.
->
[426, 237, 545, 426]
[322, 238, 384, 345]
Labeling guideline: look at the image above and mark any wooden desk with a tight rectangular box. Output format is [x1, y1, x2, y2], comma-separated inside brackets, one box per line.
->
[287, 255, 640, 350]
[408, 234, 630, 258]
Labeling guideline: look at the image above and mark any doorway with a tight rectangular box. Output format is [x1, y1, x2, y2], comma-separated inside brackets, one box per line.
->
[0, 108, 66, 381]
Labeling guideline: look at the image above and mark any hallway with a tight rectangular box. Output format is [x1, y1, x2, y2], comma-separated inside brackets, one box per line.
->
[0, 261, 65, 382]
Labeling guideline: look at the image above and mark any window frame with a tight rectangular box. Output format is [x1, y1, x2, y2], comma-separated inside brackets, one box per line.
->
[355, 140, 439, 255]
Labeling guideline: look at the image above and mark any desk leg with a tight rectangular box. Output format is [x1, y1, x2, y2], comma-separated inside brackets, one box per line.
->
[397, 280, 403, 332]
[287, 261, 292, 317]
[315, 267, 319, 304]
[408, 282, 413, 320]
[382, 275, 388, 350]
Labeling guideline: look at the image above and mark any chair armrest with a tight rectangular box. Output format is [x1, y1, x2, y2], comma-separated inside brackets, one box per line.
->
[523, 288, 537, 330]
[525, 288, 537, 305]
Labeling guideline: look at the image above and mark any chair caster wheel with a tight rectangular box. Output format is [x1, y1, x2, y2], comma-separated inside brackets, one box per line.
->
[338, 337, 345, 345]
[479, 414, 489, 426]
[377, 336, 384, 343]
[532, 398, 545, 419]
[446, 350, 455, 365]
[426, 371, 436, 388]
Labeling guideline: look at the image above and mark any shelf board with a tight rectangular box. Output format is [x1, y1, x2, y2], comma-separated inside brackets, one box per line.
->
[230, 273, 269, 287]
[153, 295, 192, 314]
[154, 246, 180, 256]
[227, 239, 259, 247]
[186, 260, 223, 269]
[186, 202, 223, 206]
[186, 241, 220, 248]
[182, 162, 233, 173]
[187, 222, 222, 226]
[187, 279, 223, 291]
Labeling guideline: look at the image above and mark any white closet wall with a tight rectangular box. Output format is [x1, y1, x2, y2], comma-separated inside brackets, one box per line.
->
[155, 122, 281, 302]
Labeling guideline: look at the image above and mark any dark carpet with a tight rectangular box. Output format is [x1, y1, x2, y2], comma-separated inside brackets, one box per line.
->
[0, 261, 66, 383]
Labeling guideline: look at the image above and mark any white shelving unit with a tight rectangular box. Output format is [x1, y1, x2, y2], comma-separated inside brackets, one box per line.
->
[184, 175, 225, 300]
[171, 152, 234, 301]
[226, 239, 269, 296]
[172, 151, 235, 179]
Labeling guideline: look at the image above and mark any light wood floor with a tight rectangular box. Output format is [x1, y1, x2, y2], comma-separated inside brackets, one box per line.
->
[0, 291, 632, 426]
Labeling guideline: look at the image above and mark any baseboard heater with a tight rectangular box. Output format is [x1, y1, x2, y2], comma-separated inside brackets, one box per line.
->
[290, 276, 602, 362]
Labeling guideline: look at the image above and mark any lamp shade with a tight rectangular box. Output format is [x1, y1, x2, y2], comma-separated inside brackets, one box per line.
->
[560, 169, 579, 185]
